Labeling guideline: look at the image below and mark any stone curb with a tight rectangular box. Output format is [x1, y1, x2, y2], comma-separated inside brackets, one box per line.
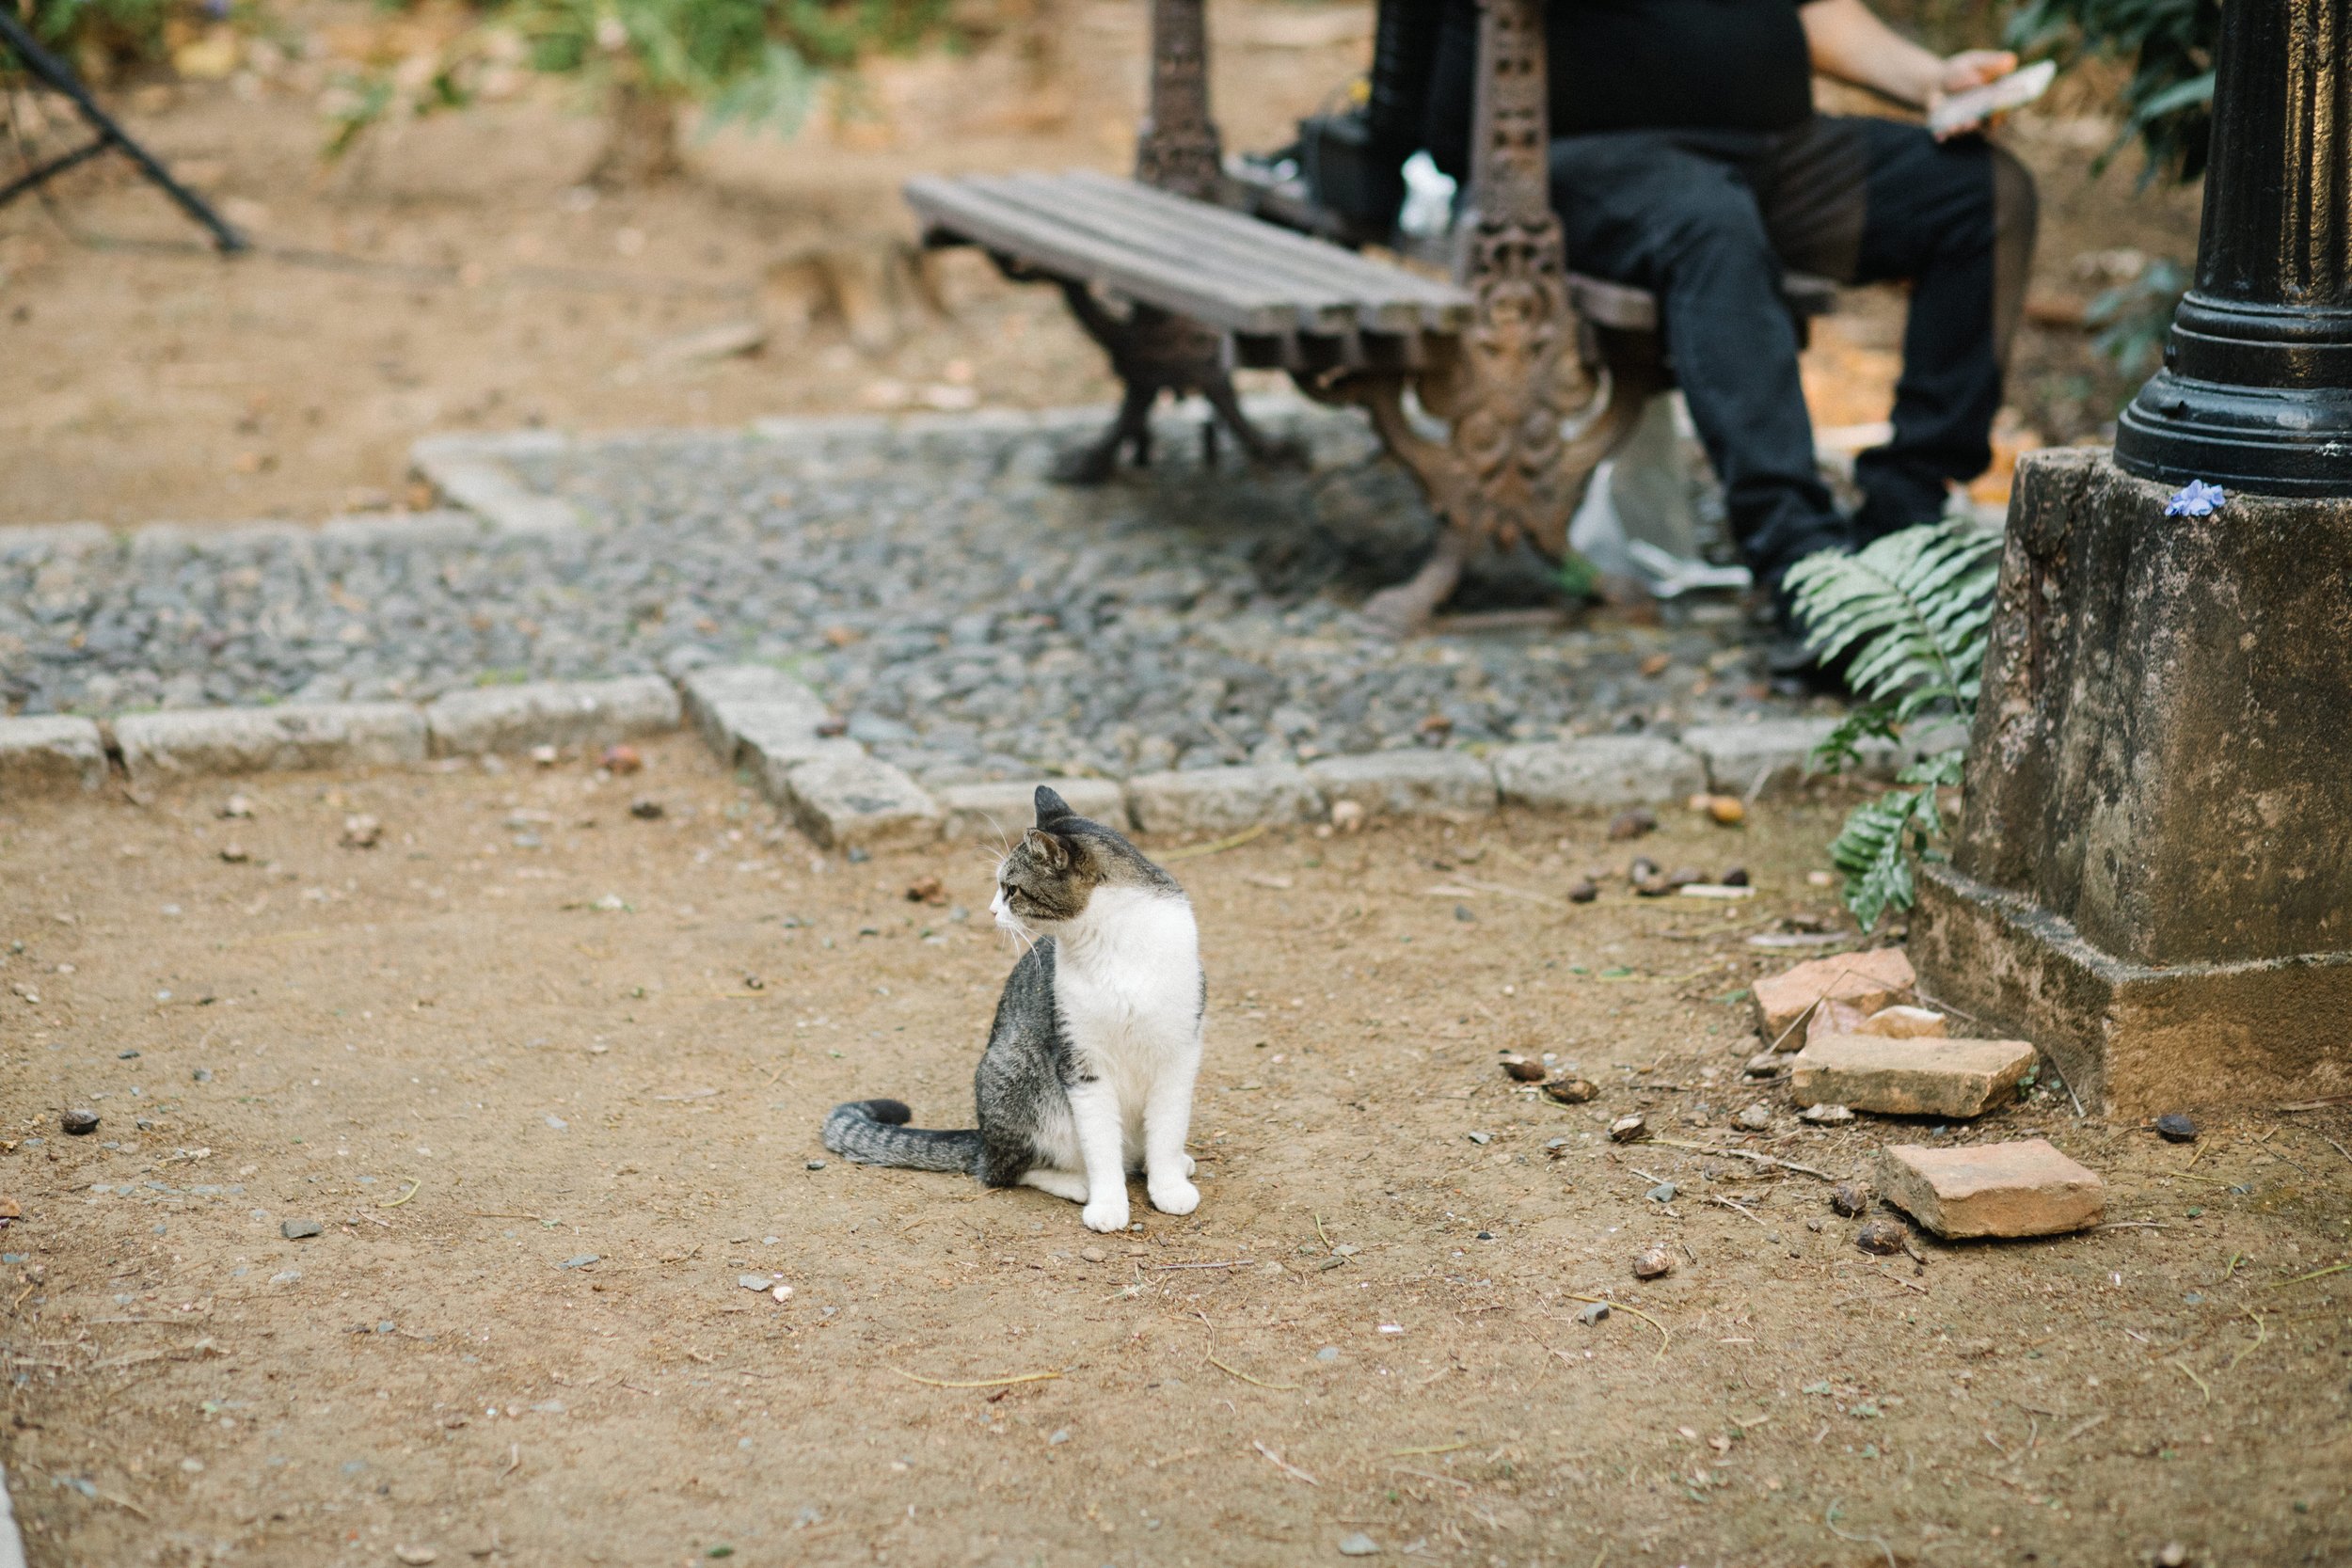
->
[408, 432, 582, 535]
[116, 703, 427, 791]
[3, 657, 1886, 856]
[0, 716, 108, 797]
[0, 1461, 24, 1568]
[423, 676, 680, 758]
[939, 778, 1129, 838]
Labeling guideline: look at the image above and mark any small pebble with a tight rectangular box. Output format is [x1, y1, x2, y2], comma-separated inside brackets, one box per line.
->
[1466, 1131, 1492, 1146]
[739, 1275, 772, 1291]
[1720, 865, 1750, 887]
[1829, 1182, 1870, 1218]
[1316, 1346, 1341, 1362]
[1337, 1532, 1383, 1557]
[1079, 1245, 1105, 1263]
[531, 744, 559, 768]
[1854, 1218, 1908, 1256]
[218, 843, 249, 863]
[2154, 1543, 2188, 1567]
[1566, 878, 1599, 903]
[2154, 1114, 2198, 1143]
[1498, 1054, 1546, 1083]
[1607, 1113, 1648, 1143]
[1046, 1428, 1070, 1445]
[629, 798, 665, 820]
[600, 743, 643, 774]
[1645, 1181, 1677, 1203]
[1454, 904, 1477, 923]
[1607, 809, 1656, 841]
[281, 1219, 324, 1240]
[805, 1159, 826, 1170]
[558, 1255, 599, 1270]
[219, 794, 255, 819]
[771, 1284, 794, 1302]
[1744, 1053, 1788, 1079]
[60, 1109, 99, 1136]
[118, 1049, 139, 1060]
[1735, 1104, 1772, 1132]
[341, 814, 382, 848]
[1628, 855, 1660, 883]
[1544, 1077, 1598, 1104]
[1798, 1102, 1853, 1125]
[1631, 1245, 1675, 1280]
[1576, 1300, 1611, 1325]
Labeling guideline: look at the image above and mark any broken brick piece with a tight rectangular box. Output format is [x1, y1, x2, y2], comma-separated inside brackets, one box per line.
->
[1856, 1005, 1948, 1038]
[1753, 947, 1915, 1040]
[1788, 1034, 2035, 1118]
[1803, 998, 1870, 1048]
[1874, 1139, 2105, 1238]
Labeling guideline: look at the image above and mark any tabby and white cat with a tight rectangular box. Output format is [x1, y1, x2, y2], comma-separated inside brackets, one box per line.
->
[822, 785, 1204, 1232]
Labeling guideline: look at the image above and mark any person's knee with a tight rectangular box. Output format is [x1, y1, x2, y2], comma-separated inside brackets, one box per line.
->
[1648, 176, 1776, 276]
[1987, 143, 2039, 247]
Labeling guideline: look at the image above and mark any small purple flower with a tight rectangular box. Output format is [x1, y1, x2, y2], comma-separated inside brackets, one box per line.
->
[2165, 480, 2226, 517]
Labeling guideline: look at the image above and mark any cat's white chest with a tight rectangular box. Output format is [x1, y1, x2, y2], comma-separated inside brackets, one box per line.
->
[1052, 887, 1202, 1081]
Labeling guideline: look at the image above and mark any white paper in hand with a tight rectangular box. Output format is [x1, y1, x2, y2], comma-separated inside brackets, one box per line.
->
[1928, 59, 2056, 137]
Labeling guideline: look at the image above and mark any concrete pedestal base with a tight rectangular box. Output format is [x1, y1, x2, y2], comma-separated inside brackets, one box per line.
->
[1913, 863, 2352, 1117]
[1915, 449, 2352, 1117]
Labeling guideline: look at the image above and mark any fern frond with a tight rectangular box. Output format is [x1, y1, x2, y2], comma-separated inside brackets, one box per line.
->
[1810, 700, 1899, 777]
[1828, 788, 1928, 933]
[1784, 522, 2002, 714]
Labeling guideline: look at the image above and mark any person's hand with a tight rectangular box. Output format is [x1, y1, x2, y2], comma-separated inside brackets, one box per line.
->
[1927, 49, 2019, 139]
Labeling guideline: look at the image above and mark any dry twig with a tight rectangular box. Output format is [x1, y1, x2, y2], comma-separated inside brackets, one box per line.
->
[1563, 1293, 1669, 1360]
[1252, 1440, 1319, 1485]
[890, 1368, 1063, 1390]
[1205, 1354, 1297, 1391]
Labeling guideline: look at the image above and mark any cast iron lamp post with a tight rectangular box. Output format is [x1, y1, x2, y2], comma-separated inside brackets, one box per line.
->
[2114, 0, 2352, 493]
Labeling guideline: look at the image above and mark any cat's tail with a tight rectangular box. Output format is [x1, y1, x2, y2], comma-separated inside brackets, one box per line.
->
[821, 1099, 980, 1174]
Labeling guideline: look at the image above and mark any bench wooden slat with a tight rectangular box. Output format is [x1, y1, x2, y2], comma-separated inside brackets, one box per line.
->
[1057, 170, 1474, 330]
[989, 174, 1368, 334]
[1062, 169, 1474, 314]
[998, 172, 1415, 333]
[908, 175, 1315, 336]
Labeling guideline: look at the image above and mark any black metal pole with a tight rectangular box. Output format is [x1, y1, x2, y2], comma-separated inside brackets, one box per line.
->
[2113, 0, 2352, 494]
[0, 8, 246, 254]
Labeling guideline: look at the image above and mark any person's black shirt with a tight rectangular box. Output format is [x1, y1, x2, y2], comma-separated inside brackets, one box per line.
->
[1419, 0, 1816, 177]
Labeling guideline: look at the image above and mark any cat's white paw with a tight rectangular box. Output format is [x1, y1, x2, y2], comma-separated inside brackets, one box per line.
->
[1149, 1178, 1200, 1216]
[1082, 1198, 1130, 1233]
[1183, 1153, 1197, 1178]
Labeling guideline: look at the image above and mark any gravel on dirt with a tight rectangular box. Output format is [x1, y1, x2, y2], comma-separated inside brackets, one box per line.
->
[1, 410, 1814, 782]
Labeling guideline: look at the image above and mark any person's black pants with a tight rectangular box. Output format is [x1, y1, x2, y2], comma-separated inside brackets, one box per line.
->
[1547, 117, 2038, 590]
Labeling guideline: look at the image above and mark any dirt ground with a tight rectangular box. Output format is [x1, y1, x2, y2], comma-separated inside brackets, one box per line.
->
[0, 0, 2201, 529]
[1, 735, 2347, 1566]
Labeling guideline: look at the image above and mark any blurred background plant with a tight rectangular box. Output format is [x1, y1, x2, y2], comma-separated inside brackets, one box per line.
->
[2006, 0, 2218, 183]
[310, 0, 959, 182]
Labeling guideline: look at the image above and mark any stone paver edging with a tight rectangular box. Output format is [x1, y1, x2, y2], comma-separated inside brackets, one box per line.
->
[0, 664, 1881, 847]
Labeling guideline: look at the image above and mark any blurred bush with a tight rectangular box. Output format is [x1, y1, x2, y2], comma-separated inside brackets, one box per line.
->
[317, 0, 961, 179]
[2007, 0, 2217, 182]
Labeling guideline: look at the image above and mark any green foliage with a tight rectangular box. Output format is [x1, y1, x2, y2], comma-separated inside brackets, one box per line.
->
[324, 0, 951, 161]
[2084, 256, 2187, 378]
[2007, 0, 2218, 183]
[1786, 518, 2004, 932]
[8, 0, 174, 71]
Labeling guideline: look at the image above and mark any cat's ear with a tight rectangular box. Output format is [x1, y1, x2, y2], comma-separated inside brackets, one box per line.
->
[1026, 828, 1073, 870]
[1033, 785, 1073, 825]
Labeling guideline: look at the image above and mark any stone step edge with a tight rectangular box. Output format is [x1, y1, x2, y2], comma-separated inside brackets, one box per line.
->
[5, 669, 1876, 847]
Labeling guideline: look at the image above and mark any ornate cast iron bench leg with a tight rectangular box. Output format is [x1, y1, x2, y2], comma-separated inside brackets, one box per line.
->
[1045, 0, 1306, 487]
[1313, 0, 1616, 635]
[1050, 285, 1307, 487]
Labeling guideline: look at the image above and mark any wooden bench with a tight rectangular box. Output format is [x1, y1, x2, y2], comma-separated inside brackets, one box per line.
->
[906, 0, 1832, 629]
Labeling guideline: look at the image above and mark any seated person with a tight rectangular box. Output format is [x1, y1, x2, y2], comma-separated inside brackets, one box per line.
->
[1369, 0, 2037, 635]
